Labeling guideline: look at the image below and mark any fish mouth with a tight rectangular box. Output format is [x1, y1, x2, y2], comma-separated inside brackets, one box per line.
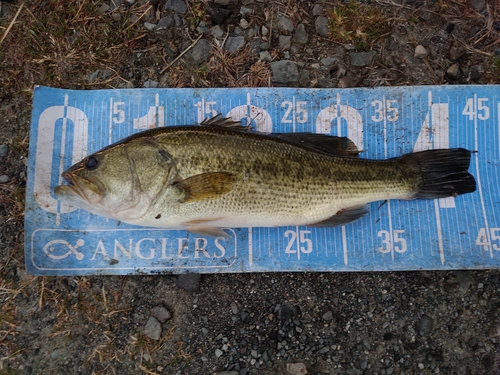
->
[54, 171, 103, 206]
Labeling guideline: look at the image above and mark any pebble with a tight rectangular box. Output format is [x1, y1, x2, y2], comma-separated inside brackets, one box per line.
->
[320, 57, 337, 67]
[144, 317, 161, 341]
[215, 348, 223, 357]
[259, 51, 272, 62]
[315, 16, 329, 37]
[449, 45, 466, 61]
[225, 36, 246, 53]
[271, 60, 300, 84]
[206, 3, 229, 24]
[414, 45, 429, 59]
[416, 314, 434, 335]
[0, 144, 9, 157]
[211, 25, 225, 40]
[446, 63, 462, 80]
[299, 70, 310, 87]
[174, 273, 201, 292]
[279, 35, 292, 50]
[470, 0, 486, 12]
[322, 311, 333, 321]
[240, 6, 253, 17]
[165, 0, 187, 15]
[144, 22, 156, 31]
[0, 175, 10, 183]
[312, 4, 323, 16]
[143, 79, 158, 88]
[350, 51, 377, 66]
[293, 24, 308, 44]
[97, 4, 110, 14]
[184, 38, 211, 65]
[150, 306, 171, 323]
[217, 371, 238, 375]
[278, 15, 294, 33]
[286, 362, 308, 375]
[231, 302, 239, 314]
[158, 16, 175, 30]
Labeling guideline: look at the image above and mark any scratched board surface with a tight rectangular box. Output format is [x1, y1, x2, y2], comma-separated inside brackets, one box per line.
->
[25, 85, 500, 275]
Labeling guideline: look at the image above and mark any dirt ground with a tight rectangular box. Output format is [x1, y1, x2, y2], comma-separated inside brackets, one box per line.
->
[0, 0, 500, 374]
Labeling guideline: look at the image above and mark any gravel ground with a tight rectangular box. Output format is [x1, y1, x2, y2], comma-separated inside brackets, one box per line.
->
[1, 0, 500, 374]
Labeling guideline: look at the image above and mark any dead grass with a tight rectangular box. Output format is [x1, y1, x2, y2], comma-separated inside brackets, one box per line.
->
[0, 0, 148, 93]
[327, 0, 394, 51]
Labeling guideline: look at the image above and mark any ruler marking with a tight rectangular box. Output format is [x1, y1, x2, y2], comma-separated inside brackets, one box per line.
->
[342, 225, 348, 265]
[473, 93, 492, 257]
[248, 227, 253, 268]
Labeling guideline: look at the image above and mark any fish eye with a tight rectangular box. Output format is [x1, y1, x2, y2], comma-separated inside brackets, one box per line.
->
[84, 156, 99, 170]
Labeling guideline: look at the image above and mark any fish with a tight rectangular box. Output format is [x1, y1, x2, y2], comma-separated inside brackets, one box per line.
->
[54, 115, 476, 236]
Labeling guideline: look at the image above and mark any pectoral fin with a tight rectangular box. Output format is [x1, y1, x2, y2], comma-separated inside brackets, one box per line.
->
[174, 172, 237, 202]
[309, 205, 369, 227]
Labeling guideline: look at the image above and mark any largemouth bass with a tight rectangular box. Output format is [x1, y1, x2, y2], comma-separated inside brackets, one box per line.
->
[54, 115, 476, 236]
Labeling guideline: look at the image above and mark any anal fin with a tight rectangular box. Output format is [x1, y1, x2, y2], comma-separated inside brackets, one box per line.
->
[309, 205, 369, 227]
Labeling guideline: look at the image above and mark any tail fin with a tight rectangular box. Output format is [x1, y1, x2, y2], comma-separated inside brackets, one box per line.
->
[401, 148, 476, 199]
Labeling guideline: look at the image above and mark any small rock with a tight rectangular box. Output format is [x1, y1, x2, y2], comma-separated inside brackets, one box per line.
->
[89, 70, 100, 83]
[230, 302, 239, 314]
[206, 2, 229, 24]
[143, 79, 158, 88]
[215, 348, 223, 357]
[0, 175, 10, 183]
[312, 4, 323, 16]
[278, 15, 294, 33]
[211, 25, 225, 39]
[165, 0, 187, 15]
[298, 70, 310, 87]
[322, 311, 333, 321]
[150, 306, 171, 323]
[416, 314, 434, 335]
[279, 35, 292, 50]
[217, 371, 238, 375]
[286, 362, 308, 375]
[446, 63, 462, 80]
[97, 4, 110, 14]
[261, 25, 269, 36]
[315, 16, 329, 37]
[293, 24, 308, 44]
[470, 0, 486, 12]
[271, 60, 300, 84]
[224, 36, 246, 53]
[259, 51, 272, 62]
[320, 57, 337, 67]
[414, 45, 428, 59]
[240, 6, 253, 17]
[350, 51, 377, 66]
[174, 273, 201, 292]
[184, 38, 211, 65]
[469, 65, 481, 81]
[144, 317, 161, 340]
[450, 45, 466, 61]
[143, 22, 156, 31]
[239, 19, 250, 29]
[157, 16, 175, 30]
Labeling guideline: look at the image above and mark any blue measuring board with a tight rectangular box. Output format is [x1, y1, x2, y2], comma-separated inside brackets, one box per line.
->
[25, 85, 500, 275]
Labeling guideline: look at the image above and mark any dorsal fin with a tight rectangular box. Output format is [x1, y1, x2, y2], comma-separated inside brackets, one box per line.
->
[200, 114, 248, 130]
[275, 133, 360, 157]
